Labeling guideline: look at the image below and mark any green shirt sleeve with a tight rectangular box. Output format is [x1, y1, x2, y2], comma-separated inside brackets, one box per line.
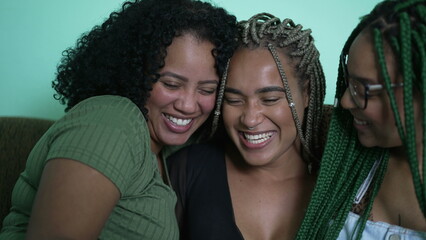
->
[46, 95, 151, 194]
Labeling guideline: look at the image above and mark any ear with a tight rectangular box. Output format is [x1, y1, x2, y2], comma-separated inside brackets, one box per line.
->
[303, 94, 309, 108]
[302, 82, 310, 108]
[303, 92, 309, 108]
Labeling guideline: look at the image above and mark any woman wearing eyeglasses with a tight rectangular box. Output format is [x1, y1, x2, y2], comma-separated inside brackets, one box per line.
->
[295, 0, 426, 239]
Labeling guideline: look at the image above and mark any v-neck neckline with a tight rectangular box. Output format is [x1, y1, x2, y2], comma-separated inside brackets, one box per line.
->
[223, 152, 246, 240]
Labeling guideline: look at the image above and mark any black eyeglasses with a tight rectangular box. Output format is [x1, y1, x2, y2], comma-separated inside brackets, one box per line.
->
[340, 53, 403, 109]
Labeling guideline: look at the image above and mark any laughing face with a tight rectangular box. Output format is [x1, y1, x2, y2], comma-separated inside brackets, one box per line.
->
[222, 47, 308, 167]
[340, 30, 419, 148]
[145, 33, 218, 153]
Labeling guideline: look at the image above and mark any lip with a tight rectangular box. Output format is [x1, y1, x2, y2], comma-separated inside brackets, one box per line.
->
[352, 116, 369, 131]
[162, 113, 194, 133]
[238, 131, 275, 149]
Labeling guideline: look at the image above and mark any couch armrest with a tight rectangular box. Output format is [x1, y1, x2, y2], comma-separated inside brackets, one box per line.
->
[0, 117, 54, 227]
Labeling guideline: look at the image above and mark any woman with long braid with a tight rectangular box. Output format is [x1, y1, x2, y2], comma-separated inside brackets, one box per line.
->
[296, 0, 426, 239]
[168, 13, 326, 239]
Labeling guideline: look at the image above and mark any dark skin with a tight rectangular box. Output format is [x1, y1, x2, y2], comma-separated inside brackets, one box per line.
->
[222, 48, 315, 240]
[341, 29, 426, 232]
[226, 144, 315, 240]
[26, 159, 120, 240]
[373, 150, 426, 231]
[25, 33, 219, 240]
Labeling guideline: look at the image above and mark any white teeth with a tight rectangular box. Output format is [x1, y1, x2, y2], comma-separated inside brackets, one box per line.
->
[165, 114, 192, 126]
[243, 132, 273, 144]
[354, 118, 367, 125]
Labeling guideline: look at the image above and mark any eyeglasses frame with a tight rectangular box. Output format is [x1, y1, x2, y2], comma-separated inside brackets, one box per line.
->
[340, 53, 403, 109]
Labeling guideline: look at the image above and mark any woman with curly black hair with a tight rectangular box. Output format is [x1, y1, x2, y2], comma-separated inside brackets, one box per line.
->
[0, 0, 237, 239]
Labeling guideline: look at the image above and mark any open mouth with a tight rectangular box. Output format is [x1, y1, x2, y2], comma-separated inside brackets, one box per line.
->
[353, 117, 368, 126]
[164, 114, 192, 126]
[243, 132, 274, 144]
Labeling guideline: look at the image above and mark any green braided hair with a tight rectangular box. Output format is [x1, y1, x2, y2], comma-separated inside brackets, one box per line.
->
[211, 13, 326, 169]
[296, 0, 426, 239]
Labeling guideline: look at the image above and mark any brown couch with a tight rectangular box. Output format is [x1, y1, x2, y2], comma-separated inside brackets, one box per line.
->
[0, 117, 54, 227]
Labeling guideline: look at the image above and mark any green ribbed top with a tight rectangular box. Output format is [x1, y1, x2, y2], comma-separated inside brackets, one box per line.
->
[0, 95, 179, 240]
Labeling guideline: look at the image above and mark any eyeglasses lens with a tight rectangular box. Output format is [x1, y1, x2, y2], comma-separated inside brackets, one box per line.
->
[341, 53, 366, 109]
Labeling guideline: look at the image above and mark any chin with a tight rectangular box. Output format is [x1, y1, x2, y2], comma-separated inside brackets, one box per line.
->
[360, 132, 404, 148]
[357, 136, 377, 148]
[358, 138, 396, 149]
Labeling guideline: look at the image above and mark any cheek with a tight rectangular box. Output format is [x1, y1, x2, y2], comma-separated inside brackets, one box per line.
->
[369, 96, 397, 124]
[198, 95, 216, 114]
[222, 106, 239, 126]
[146, 93, 168, 110]
[274, 107, 297, 129]
[148, 84, 167, 105]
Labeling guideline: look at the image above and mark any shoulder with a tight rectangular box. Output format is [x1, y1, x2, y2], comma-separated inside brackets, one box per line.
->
[70, 95, 143, 121]
[54, 95, 147, 137]
[50, 94, 151, 160]
[45, 96, 151, 192]
[47, 95, 150, 162]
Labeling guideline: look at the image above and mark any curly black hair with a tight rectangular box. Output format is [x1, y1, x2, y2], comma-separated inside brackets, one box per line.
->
[53, 0, 238, 118]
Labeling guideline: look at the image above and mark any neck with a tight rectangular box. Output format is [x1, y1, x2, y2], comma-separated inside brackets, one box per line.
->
[150, 138, 163, 155]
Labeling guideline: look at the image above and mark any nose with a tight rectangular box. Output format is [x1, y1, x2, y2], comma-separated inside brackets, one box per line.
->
[340, 87, 357, 110]
[240, 101, 263, 129]
[174, 91, 198, 114]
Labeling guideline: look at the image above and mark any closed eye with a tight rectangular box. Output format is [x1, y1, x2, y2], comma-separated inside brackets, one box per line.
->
[161, 81, 180, 90]
[224, 97, 243, 106]
[262, 98, 280, 105]
[198, 88, 216, 96]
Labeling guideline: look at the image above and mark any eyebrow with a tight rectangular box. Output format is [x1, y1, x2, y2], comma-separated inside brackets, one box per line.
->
[160, 72, 218, 85]
[256, 86, 285, 94]
[225, 86, 285, 95]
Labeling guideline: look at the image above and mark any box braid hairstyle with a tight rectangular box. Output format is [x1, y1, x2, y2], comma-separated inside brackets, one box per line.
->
[52, 0, 238, 139]
[211, 13, 326, 170]
[296, 0, 426, 239]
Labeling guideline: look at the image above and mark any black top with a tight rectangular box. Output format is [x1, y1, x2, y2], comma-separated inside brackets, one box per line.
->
[167, 143, 244, 240]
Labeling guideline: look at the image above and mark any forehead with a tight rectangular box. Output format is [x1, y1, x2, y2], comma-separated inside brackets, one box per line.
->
[227, 48, 293, 89]
[348, 30, 398, 83]
[348, 31, 375, 62]
[165, 34, 214, 60]
[160, 33, 217, 81]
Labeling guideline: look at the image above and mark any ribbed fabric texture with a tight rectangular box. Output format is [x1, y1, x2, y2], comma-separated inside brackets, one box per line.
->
[0, 95, 179, 240]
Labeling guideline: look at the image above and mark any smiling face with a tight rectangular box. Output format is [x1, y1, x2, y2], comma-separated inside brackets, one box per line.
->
[340, 30, 422, 148]
[145, 33, 218, 153]
[223, 47, 308, 167]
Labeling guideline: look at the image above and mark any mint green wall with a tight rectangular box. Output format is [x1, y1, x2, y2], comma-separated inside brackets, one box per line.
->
[0, 0, 380, 120]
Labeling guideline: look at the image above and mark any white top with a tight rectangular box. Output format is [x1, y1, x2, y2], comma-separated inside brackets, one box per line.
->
[337, 160, 426, 240]
[338, 212, 426, 240]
